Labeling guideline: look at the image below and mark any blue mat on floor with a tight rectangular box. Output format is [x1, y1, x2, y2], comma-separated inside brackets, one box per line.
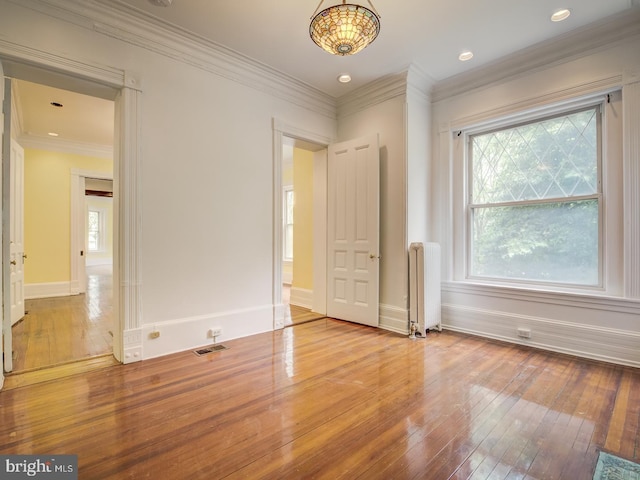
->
[593, 451, 640, 480]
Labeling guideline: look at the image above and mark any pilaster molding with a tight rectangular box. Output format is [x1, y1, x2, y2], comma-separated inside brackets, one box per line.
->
[9, 0, 336, 118]
[114, 85, 142, 362]
[622, 73, 640, 298]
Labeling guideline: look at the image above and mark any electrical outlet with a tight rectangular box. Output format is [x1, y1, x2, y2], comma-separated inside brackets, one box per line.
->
[210, 327, 223, 338]
[149, 330, 160, 339]
[517, 327, 531, 339]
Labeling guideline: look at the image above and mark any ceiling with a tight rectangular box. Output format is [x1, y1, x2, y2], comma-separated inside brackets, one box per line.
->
[117, 0, 634, 97]
[14, 79, 114, 147]
[11, 0, 638, 148]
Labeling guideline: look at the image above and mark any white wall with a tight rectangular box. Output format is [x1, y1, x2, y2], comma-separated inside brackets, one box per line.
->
[0, 0, 336, 360]
[430, 12, 640, 367]
[338, 87, 409, 332]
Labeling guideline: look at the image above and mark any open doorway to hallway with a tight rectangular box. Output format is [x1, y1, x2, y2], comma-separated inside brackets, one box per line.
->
[5, 78, 115, 375]
[11, 264, 113, 371]
[281, 139, 326, 327]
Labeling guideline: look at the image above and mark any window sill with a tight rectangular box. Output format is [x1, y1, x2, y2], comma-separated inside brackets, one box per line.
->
[443, 280, 640, 315]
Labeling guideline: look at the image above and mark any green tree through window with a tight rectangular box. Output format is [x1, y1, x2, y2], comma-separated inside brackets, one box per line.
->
[469, 106, 600, 285]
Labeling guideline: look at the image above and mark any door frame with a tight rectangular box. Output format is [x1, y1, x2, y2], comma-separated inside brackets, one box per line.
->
[71, 169, 114, 295]
[272, 118, 333, 329]
[0, 41, 143, 384]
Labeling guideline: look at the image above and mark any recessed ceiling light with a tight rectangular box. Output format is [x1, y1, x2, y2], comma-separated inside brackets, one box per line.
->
[458, 51, 474, 62]
[551, 9, 571, 22]
[48, 132, 59, 137]
[338, 74, 352, 83]
[50, 101, 63, 108]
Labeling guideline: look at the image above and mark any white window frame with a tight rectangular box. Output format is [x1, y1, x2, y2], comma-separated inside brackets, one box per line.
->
[452, 90, 623, 296]
[87, 207, 107, 253]
[283, 186, 294, 262]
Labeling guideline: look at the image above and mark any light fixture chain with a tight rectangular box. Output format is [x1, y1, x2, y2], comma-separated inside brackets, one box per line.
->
[310, 0, 325, 19]
[366, 0, 381, 18]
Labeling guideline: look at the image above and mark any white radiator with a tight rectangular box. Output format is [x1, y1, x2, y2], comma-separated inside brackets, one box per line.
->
[409, 242, 441, 336]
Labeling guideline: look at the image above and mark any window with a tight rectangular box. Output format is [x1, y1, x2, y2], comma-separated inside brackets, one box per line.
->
[283, 187, 294, 261]
[88, 209, 106, 252]
[468, 105, 601, 286]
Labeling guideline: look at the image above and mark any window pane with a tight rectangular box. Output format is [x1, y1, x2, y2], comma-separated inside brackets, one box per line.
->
[88, 210, 100, 252]
[472, 108, 598, 204]
[471, 199, 599, 285]
[286, 190, 294, 223]
[284, 225, 293, 260]
[88, 232, 99, 251]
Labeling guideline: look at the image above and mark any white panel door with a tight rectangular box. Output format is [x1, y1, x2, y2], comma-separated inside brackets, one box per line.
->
[2, 65, 13, 375]
[327, 134, 380, 327]
[10, 139, 25, 326]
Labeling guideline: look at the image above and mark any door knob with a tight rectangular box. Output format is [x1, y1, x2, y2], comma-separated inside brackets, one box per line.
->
[369, 254, 380, 260]
[10, 260, 16, 265]
[23, 254, 27, 260]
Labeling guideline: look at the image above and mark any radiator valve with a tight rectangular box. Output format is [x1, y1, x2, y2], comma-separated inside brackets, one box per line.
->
[409, 322, 417, 339]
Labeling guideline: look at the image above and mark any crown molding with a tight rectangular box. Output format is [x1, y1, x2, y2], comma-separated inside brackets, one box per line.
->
[18, 132, 113, 159]
[406, 64, 434, 103]
[337, 71, 408, 119]
[431, 8, 640, 103]
[8, 0, 337, 119]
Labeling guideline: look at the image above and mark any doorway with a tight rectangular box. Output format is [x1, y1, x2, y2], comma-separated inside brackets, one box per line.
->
[3, 76, 116, 377]
[273, 122, 381, 330]
[281, 139, 326, 327]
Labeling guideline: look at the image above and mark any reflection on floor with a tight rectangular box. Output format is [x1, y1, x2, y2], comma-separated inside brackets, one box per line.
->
[282, 283, 326, 327]
[10, 265, 113, 373]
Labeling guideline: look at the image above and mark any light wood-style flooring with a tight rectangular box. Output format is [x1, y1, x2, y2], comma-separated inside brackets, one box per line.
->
[1, 319, 638, 479]
[282, 283, 326, 326]
[9, 265, 113, 372]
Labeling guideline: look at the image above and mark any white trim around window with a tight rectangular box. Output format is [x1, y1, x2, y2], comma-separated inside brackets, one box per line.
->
[450, 89, 623, 297]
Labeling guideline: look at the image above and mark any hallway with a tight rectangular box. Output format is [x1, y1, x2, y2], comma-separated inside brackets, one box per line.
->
[9, 265, 113, 372]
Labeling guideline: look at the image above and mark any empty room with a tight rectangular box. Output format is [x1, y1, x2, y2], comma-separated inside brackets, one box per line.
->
[1, 0, 639, 478]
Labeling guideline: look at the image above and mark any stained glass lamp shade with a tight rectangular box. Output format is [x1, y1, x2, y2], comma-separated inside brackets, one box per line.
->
[310, 1, 381, 56]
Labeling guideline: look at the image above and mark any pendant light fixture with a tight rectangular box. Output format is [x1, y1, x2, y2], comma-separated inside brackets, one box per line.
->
[309, 0, 381, 56]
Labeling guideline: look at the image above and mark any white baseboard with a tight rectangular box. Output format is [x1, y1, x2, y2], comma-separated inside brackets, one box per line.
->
[142, 305, 273, 360]
[290, 287, 313, 309]
[25, 282, 72, 299]
[442, 304, 640, 368]
[379, 304, 409, 334]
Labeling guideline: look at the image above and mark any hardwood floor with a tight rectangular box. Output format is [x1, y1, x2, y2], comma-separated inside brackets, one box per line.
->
[1, 319, 638, 479]
[282, 283, 326, 326]
[9, 265, 113, 372]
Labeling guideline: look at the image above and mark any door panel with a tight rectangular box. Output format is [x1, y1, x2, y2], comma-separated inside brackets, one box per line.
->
[2, 68, 13, 374]
[327, 134, 380, 327]
[10, 139, 25, 326]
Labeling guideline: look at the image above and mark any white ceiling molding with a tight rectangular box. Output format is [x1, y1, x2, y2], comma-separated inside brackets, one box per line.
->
[9, 0, 337, 118]
[18, 132, 113, 159]
[431, 8, 640, 103]
[337, 71, 409, 119]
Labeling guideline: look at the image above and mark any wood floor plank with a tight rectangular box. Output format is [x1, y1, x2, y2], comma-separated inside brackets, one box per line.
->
[1, 320, 638, 479]
[10, 265, 113, 372]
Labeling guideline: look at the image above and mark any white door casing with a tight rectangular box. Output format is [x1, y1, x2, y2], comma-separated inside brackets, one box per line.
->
[2, 70, 13, 375]
[326, 134, 380, 327]
[10, 138, 24, 325]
